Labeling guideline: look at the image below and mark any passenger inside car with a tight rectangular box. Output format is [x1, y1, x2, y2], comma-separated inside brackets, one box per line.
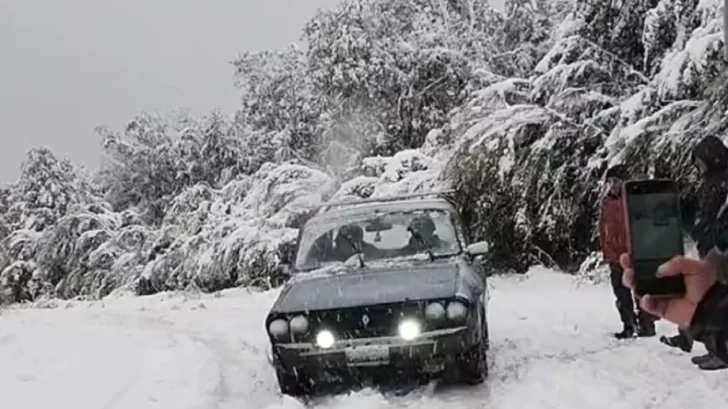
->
[298, 210, 461, 269]
[405, 215, 443, 252]
[334, 224, 379, 261]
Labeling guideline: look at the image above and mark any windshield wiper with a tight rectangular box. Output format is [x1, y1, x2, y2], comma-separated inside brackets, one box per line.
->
[408, 228, 435, 262]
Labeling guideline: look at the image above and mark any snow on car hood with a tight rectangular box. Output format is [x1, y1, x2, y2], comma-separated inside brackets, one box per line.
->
[270, 260, 469, 313]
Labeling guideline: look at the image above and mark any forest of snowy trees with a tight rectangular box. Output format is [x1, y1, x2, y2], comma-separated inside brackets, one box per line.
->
[1, 0, 726, 303]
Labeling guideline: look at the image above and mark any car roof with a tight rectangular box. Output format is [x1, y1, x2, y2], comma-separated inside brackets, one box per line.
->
[305, 196, 457, 226]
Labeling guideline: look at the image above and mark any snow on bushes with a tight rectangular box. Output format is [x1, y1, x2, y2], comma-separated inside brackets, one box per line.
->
[445, 104, 596, 273]
[0, 156, 341, 301]
[438, 0, 728, 276]
[0, 123, 446, 303]
[112, 163, 337, 295]
[654, 20, 724, 101]
[574, 252, 610, 286]
[5, 0, 728, 302]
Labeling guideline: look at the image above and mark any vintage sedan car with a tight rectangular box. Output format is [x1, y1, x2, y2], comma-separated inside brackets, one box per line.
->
[265, 192, 491, 396]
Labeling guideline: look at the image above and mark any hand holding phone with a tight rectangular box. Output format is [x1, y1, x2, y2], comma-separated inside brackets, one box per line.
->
[622, 179, 686, 297]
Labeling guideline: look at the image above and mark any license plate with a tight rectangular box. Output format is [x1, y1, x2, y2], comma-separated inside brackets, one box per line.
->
[345, 345, 390, 366]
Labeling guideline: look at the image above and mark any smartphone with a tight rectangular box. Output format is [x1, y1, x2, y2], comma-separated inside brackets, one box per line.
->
[622, 179, 686, 297]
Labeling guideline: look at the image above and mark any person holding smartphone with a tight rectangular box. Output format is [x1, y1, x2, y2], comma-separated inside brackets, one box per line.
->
[599, 165, 656, 339]
[660, 136, 728, 370]
[619, 250, 728, 367]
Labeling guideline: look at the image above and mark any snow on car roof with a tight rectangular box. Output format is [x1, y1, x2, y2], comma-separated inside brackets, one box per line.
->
[307, 197, 456, 225]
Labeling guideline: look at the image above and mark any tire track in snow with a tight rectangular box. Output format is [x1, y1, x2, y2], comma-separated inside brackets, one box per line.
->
[0, 309, 211, 409]
[97, 316, 143, 409]
[103, 303, 283, 409]
[99, 308, 235, 409]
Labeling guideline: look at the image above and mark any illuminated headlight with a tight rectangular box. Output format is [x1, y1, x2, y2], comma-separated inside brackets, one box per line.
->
[289, 315, 309, 334]
[446, 301, 468, 322]
[268, 319, 289, 339]
[424, 302, 446, 321]
[315, 330, 336, 349]
[398, 319, 421, 341]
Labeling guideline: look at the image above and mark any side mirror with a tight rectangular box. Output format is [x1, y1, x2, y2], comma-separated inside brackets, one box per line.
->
[466, 241, 490, 256]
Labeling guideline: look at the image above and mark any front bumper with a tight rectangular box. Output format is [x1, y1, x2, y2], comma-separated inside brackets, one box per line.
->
[272, 326, 473, 375]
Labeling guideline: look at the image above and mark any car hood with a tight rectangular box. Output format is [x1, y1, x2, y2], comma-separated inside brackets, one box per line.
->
[270, 261, 471, 313]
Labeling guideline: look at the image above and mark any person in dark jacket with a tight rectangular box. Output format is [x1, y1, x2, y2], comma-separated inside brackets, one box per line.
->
[660, 135, 728, 369]
[334, 224, 378, 261]
[599, 165, 656, 339]
[690, 135, 728, 257]
[619, 250, 728, 368]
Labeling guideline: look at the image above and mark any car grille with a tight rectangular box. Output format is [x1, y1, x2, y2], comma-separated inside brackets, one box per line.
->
[306, 302, 423, 340]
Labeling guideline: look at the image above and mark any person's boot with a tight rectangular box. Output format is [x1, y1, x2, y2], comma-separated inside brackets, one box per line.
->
[659, 334, 693, 353]
[697, 355, 728, 371]
[691, 354, 714, 365]
[637, 319, 656, 337]
[637, 326, 656, 337]
[637, 312, 657, 337]
[614, 326, 635, 339]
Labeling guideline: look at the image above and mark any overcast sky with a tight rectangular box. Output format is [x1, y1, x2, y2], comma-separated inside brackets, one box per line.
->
[0, 0, 504, 183]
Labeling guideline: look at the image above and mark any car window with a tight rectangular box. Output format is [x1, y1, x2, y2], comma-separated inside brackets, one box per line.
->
[296, 208, 462, 271]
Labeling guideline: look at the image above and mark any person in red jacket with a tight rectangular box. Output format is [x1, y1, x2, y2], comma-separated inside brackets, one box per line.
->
[599, 165, 656, 339]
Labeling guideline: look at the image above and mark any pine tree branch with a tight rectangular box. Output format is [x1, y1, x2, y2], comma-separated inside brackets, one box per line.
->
[580, 38, 650, 84]
[541, 106, 610, 137]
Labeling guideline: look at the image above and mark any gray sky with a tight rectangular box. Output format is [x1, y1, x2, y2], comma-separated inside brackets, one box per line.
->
[0, 0, 504, 183]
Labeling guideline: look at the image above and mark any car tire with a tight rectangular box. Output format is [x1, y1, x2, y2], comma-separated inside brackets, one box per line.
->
[456, 341, 488, 384]
[275, 367, 311, 397]
[481, 305, 490, 351]
[456, 306, 488, 384]
[483, 322, 490, 351]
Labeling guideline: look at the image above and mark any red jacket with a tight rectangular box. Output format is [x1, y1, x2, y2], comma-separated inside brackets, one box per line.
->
[599, 193, 628, 263]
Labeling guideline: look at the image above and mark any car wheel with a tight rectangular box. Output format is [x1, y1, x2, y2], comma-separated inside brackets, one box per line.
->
[480, 304, 490, 351]
[483, 321, 490, 351]
[275, 367, 312, 397]
[456, 341, 488, 384]
[456, 307, 488, 384]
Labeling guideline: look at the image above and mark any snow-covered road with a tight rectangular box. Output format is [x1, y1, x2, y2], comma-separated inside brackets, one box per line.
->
[2, 268, 727, 409]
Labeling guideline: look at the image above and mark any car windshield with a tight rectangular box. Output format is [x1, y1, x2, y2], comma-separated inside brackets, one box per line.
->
[294, 208, 461, 271]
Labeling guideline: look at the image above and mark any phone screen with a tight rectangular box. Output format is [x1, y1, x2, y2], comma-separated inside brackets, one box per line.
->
[626, 191, 683, 262]
[623, 180, 686, 296]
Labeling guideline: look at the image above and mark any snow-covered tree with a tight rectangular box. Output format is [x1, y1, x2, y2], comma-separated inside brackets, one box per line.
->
[232, 45, 323, 160]
[4, 147, 94, 231]
[303, 0, 505, 153]
[96, 111, 251, 222]
[0, 148, 96, 302]
[441, 0, 728, 273]
[5, 0, 728, 304]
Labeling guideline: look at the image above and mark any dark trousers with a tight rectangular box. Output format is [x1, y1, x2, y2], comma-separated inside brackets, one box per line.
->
[609, 263, 655, 332]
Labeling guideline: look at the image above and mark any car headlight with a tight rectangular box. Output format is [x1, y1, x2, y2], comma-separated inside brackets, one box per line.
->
[446, 300, 468, 322]
[398, 319, 421, 341]
[424, 302, 446, 321]
[268, 318, 289, 339]
[315, 329, 336, 349]
[289, 315, 309, 334]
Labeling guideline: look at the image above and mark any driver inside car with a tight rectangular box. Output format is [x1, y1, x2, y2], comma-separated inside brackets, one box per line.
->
[405, 215, 443, 252]
[334, 224, 378, 261]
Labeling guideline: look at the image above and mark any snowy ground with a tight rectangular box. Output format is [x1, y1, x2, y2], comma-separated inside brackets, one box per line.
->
[1, 268, 727, 409]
